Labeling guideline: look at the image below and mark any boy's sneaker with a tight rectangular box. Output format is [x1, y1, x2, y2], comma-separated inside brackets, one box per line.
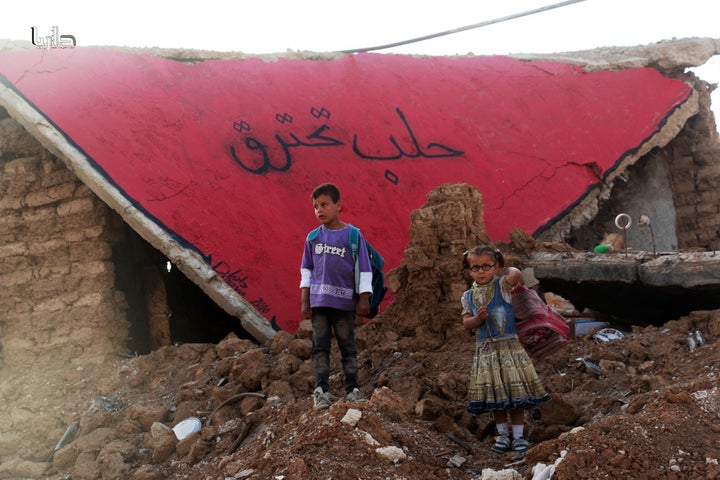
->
[313, 387, 332, 410]
[346, 388, 368, 403]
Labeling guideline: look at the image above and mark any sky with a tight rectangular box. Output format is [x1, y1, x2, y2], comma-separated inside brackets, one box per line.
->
[1, 0, 719, 124]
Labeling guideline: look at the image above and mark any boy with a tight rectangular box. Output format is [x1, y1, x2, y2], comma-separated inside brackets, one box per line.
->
[300, 183, 372, 410]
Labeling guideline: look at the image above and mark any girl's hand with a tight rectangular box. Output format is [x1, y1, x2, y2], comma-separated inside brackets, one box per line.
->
[463, 307, 488, 330]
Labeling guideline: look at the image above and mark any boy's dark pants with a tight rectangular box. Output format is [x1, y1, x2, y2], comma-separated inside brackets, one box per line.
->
[311, 307, 359, 394]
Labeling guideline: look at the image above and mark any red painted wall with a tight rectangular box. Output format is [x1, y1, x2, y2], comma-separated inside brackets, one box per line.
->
[0, 49, 692, 332]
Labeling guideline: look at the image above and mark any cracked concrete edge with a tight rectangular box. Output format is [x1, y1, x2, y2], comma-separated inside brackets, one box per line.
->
[511, 37, 720, 72]
[536, 88, 700, 243]
[0, 82, 277, 345]
[528, 250, 720, 288]
[2, 37, 718, 71]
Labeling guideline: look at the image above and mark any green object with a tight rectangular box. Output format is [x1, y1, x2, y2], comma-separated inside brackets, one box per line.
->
[593, 244, 612, 253]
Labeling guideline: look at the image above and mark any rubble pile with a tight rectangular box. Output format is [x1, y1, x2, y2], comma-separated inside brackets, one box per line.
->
[1, 184, 719, 480]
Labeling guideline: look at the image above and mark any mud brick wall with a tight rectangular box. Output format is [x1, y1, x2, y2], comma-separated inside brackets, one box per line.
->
[667, 76, 720, 251]
[0, 108, 129, 370]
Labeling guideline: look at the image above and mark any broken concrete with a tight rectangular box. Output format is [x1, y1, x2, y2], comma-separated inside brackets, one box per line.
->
[515, 37, 720, 71]
[526, 250, 720, 324]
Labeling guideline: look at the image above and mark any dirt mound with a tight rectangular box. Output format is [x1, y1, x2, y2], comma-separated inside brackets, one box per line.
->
[3, 184, 720, 479]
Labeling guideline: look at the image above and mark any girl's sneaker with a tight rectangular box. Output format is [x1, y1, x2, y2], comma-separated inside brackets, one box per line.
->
[511, 437, 530, 453]
[491, 433, 511, 453]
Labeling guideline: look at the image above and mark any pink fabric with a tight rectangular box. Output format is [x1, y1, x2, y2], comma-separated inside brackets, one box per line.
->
[512, 286, 570, 359]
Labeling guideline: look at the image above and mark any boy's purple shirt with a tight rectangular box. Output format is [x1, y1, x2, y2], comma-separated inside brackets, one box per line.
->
[301, 224, 372, 311]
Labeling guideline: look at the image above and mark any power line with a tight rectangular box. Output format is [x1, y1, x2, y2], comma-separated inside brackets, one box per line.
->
[338, 0, 591, 54]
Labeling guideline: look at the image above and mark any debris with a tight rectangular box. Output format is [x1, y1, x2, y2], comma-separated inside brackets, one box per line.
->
[206, 392, 266, 426]
[88, 396, 123, 412]
[228, 421, 251, 454]
[573, 319, 610, 336]
[447, 454, 466, 468]
[521, 267, 540, 288]
[52, 420, 78, 453]
[593, 232, 625, 254]
[593, 244, 613, 254]
[576, 357, 602, 376]
[361, 430, 380, 446]
[481, 467, 523, 479]
[172, 417, 201, 441]
[530, 450, 567, 480]
[594, 328, 624, 343]
[375, 445, 407, 463]
[150, 421, 173, 438]
[446, 432, 474, 452]
[340, 408, 362, 427]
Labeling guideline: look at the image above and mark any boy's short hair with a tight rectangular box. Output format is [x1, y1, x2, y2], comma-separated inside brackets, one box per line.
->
[312, 183, 341, 203]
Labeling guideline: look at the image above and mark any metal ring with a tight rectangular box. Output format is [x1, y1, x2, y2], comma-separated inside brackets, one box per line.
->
[614, 213, 632, 230]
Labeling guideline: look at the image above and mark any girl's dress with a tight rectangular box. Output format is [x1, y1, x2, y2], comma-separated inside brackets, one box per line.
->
[461, 276, 551, 415]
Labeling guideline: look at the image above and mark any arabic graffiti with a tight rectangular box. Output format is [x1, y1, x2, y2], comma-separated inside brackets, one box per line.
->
[353, 108, 464, 161]
[229, 124, 344, 174]
[228, 107, 464, 175]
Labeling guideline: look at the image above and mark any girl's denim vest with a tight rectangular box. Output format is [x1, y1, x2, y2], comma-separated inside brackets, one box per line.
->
[465, 278, 517, 340]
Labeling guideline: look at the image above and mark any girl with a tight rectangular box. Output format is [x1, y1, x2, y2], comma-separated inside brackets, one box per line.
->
[461, 246, 551, 454]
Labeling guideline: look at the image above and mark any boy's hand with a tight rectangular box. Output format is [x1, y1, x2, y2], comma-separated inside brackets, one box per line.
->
[301, 288, 312, 319]
[356, 293, 371, 316]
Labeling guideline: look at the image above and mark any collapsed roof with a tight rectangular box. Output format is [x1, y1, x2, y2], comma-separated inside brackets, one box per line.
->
[0, 37, 718, 342]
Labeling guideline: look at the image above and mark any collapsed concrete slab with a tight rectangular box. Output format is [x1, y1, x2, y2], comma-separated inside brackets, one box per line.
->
[521, 38, 720, 248]
[526, 250, 720, 324]
[1, 38, 716, 339]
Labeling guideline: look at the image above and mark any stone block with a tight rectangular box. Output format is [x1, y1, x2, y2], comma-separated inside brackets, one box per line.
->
[28, 238, 67, 256]
[41, 168, 76, 188]
[0, 242, 27, 258]
[0, 195, 24, 210]
[71, 260, 112, 276]
[0, 269, 33, 286]
[670, 179, 697, 194]
[22, 206, 56, 223]
[57, 197, 95, 216]
[696, 214, 720, 228]
[24, 182, 76, 207]
[33, 297, 67, 312]
[69, 242, 112, 262]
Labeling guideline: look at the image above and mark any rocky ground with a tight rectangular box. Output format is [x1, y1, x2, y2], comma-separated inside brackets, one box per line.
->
[2, 184, 720, 480]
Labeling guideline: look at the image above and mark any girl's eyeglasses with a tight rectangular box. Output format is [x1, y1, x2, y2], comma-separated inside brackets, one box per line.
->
[469, 263, 496, 272]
